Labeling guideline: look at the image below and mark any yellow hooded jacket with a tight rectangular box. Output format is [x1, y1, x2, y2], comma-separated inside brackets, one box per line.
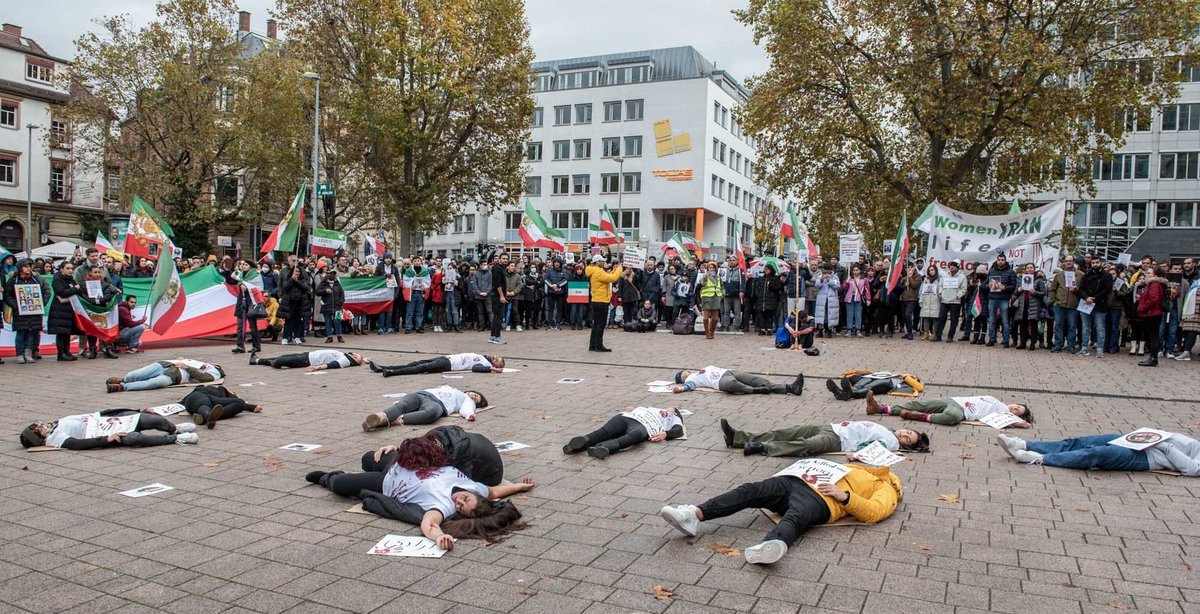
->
[815, 465, 902, 524]
[585, 264, 623, 304]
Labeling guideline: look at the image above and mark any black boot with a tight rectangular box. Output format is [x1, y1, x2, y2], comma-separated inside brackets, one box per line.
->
[1138, 356, 1158, 367]
[587, 443, 615, 459]
[825, 378, 845, 400]
[563, 436, 589, 454]
[743, 442, 767, 456]
[719, 419, 737, 448]
[787, 373, 805, 396]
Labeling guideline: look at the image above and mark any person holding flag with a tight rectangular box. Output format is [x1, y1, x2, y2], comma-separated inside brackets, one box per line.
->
[223, 260, 263, 354]
[146, 239, 187, 340]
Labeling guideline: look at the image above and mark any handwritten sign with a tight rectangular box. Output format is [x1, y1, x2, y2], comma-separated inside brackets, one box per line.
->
[1108, 428, 1174, 451]
[15, 283, 43, 315]
[773, 458, 851, 485]
[367, 534, 448, 558]
[852, 441, 906, 467]
[622, 247, 648, 269]
[84, 414, 140, 439]
[120, 483, 174, 498]
[978, 411, 1023, 429]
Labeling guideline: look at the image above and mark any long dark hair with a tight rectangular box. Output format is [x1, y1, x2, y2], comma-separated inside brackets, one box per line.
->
[393, 433, 448, 479]
[440, 498, 527, 541]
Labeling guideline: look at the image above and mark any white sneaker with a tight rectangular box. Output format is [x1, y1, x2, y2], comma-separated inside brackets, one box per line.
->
[1010, 449, 1044, 465]
[434, 326, 443, 332]
[295, 339, 304, 345]
[743, 540, 788, 565]
[659, 504, 700, 537]
[516, 326, 524, 332]
[505, 325, 512, 332]
[281, 339, 290, 345]
[15, 355, 26, 364]
[175, 432, 199, 444]
[1164, 352, 1175, 359]
[1174, 353, 1191, 361]
[996, 434, 1028, 461]
[176, 423, 197, 434]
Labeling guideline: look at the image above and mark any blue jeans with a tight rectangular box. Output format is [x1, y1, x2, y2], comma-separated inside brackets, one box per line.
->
[1027, 434, 1150, 472]
[1160, 307, 1178, 352]
[845, 302, 863, 331]
[14, 329, 38, 356]
[445, 293, 460, 328]
[324, 315, 343, 337]
[570, 302, 587, 326]
[122, 362, 175, 391]
[405, 293, 425, 331]
[378, 311, 394, 332]
[987, 297, 1011, 343]
[1104, 308, 1123, 353]
[1052, 304, 1078, 351]
[119, 325, 146, 348]
[1079, 309, 1105, 353]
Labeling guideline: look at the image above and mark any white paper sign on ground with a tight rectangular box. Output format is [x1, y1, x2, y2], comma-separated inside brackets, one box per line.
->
[382, 393, 408, 398]
[144, 403, 185, 417]
[500, 368, 521, 373]
[367, 534, 448, 558]
[557, 378, 583, 384]
[774, 458, 852, 485]
[442, 374, 464, 379]
[280, 443, 322, 452]
[84, 414, 141, 439]
[494, 441, 530, 453]
[978, 411, 1024, 429]
[760, 347, 778, 352]
[851, 441, 906, 467]
[646, 381, 674, 387]
[647, 386, 674, 393]
[120, 483, 174, 498]
[304, 371, 328, 376]
[1109, 428, 1174, 451]
[240, 382, 268, 387]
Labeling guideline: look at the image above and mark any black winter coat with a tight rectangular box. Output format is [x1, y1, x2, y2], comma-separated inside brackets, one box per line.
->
[48, 272, 83, 335]
[317, 278, 346, 314]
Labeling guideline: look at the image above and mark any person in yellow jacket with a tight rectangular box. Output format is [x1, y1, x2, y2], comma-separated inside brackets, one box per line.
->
[585, 254, 623, 352]
[660, 464, 901, 565]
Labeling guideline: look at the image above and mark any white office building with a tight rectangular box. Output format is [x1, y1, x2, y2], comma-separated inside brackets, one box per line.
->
[421, 46, 792, 260]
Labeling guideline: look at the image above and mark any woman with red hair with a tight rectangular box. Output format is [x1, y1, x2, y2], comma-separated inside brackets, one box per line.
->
[305, 431, 532, 548]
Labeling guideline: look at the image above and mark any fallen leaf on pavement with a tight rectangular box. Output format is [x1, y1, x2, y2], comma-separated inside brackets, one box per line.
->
[21, 466, 28, 471]
[652, 585, 676, 601]
[954, 442, 977, 449]
[706, 543, 741, 557]
[959, 453, 975, 459]
[313, 449, 333, 456]
[1108, 602, 1129, 611]
[201, 462, 220, 468]
[1075, 508, 1089, 512]
[937, 494, 961, 504]
[262, 453, 285, 471]
[1181, 555, 1192, 571]
[917, 544, 933, 551]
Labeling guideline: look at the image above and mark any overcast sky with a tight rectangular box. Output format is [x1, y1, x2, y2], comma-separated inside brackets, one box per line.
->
[9, 0, 768, 82]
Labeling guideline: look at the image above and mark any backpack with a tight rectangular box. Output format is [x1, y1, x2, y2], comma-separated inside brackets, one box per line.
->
[672, 311, 695, 335]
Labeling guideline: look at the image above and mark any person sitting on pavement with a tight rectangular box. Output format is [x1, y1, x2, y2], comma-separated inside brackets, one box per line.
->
[996, 432, 1200, 476]
[107, 359, 224, 393]
[304, 434, 535, 549]
[776, 309, 816, 350]
[562, 406, 686, 459]
[671, 366, 804, 396]
[361, 386, 487, 429]
[116, 295, 147, 353]
[182, 384, 263, 429]
[720, 418, 930, 457]
[825, 370, 923, 401]
[865, 391, 1032, 427]
[366, 353, 504, 377]
[20, 409, 199, 449]
[249, 349, 365, 371]
[659, 463, 902, 565]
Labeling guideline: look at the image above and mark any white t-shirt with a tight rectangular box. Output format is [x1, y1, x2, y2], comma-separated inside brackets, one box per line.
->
[173, 359, 222, 381]
[685, 366, 728, 390]
[307, 350, 351, 368]
[1143, 434, 1200, 477]
[381, 465, 489, 518]
[447, 353, 493, 371]
[830, 421, 899, 452]
[952, 396, 1008, 421]
[46, 414, 91, 448]
[620, 407, 682, 436]
[422, 385, 477, 420]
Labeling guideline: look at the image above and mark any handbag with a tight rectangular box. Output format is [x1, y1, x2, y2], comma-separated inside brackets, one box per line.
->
[246, 301, 268, 319]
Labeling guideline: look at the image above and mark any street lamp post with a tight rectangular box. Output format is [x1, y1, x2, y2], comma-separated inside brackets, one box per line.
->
[25, 123, 40, 254]
[303, 72, 321, 256]
[612, 156, 624, 249]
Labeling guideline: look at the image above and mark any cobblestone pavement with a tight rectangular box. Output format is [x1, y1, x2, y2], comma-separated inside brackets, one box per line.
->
[1, 326, 1197, 614]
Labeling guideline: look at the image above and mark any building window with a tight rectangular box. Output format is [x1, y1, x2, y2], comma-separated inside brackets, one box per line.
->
[1161, 103, 1200, 131]
[623, 172, 641, 193]
[573, 139, 591, 159]
[105, 173, 120, 202]
[452, 214, 476, 233]
[713, 102, 723, 125]
[625, 99, 644, 121]
[711, 174, 719, 196]
[1160, 152, 1200, 179]
[215, 176, 238, 207]
[551, 175, 569, 195]
[50, 161, 72, 202]
[602, 137, 620, 158]
[0, 155, 16, 185]
[726, 219, 737, 249]
[216, 85, 235, 112]
[0, 99, 17, 129]
[575, 103, 592, 124]
[606, 64, 652, 85]
[1131, 202, 1149, 227]
[624, 136, 643, 157]
[552, 210, 589, 242]
[49, 119, 69, 149]
[601, 173, 620, 194]
[531, 107, 543, 128]
[719, 178, 726, 200]
[505, 211, 523, 242]
[553, 140, 570, 160]
[534, 74, 554, 92]
[731, 185, 740, 205]
[554, 105, 571, 126]
[572, 174, 590, 195]
[25, 59, 53, 84]
[662, 212, 696, 236]
[524, 176, 542, 196]
[603, 101, 622, 122]
[558, 70, 600, 90]
[712, 138, 720, 160]
[617, 210, 639, 236]
[526, 141, 543, 162]
[731, 117, 742, 138]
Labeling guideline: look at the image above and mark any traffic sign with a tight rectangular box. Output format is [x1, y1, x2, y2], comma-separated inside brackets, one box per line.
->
[316, 183, 336, 197]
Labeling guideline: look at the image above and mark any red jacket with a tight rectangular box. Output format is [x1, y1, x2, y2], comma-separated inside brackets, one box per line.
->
[430, 271, 445, 303]
[1135, 278, 1166, 318]
[119, 303, 146, 329]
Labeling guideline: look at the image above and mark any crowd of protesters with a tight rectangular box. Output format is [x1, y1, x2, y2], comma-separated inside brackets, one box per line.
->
[1, 243, 1197, 367]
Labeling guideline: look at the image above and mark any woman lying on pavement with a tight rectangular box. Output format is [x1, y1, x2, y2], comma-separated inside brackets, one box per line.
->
[562, 406, 686, 459]
[660, 463, 902, 565]
[865, 391, 1032, 427]
[305, 432, 533, 547]
[996, 433, 1200, 476]
[361, 386, 486, 429]
[106, 359, 224, 393]
[248, 349, 366, 370]
[720, 418, 929, 457]
[365, 353, 505, 377]
[20, 409, 199, 449]
[181, 385, 263, 429]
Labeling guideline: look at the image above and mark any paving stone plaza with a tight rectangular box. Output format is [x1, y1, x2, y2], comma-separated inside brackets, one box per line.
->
[1, 330, 1196, 613]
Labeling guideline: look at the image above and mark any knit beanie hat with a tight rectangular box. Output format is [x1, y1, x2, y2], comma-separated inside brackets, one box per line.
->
[674, 371, 685, 384]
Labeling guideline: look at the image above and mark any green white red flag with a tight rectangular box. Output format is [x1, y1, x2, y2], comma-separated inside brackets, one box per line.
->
[124, 197, 171, 259]
[148, 241, 187, 334]
[662, 232, 693, 264]
[71, 294, 119, 342]
[261, 186, 306, 254]
[588, 205, 620, 245]
[518, 199, 567, 251]
[312, 228, 347, 257]
[733, 217, 747, 273]
[885, 211, 910, 293]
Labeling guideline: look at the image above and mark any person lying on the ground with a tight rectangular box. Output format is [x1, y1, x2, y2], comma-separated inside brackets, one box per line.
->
[371, 426, 506, 488]
[305, 435, 535, 548]
[362, 386, 487, 428]
[366, 353, 505, 377]
[249, 349, 366, 371]
[671, 366, 804, 396]
[866, 391, 1032, 427]
[776, 310, 816, 350]
[562, 406, 685, 459]
[720, 418, 930, 457]
[20, 409, 199, 449]
[996, 433, 1200, 476]
[106, 359, 224, 393]
[659, 463, 901, 565]
[182, 385, 263, 429]
[825, 370, 923, 401]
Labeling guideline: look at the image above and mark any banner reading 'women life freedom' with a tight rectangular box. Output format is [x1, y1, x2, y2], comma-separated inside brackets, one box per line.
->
[912, 199, 1067, 271]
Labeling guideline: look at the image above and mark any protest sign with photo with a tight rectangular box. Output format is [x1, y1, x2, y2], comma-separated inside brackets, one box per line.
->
[773, 458, 852, 485]
[367, 534, 448, 558]
[1108, 428, 1173, 451]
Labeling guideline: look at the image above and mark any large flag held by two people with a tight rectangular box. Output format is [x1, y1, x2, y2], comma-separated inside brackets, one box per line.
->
[261, 186, 307, 254]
